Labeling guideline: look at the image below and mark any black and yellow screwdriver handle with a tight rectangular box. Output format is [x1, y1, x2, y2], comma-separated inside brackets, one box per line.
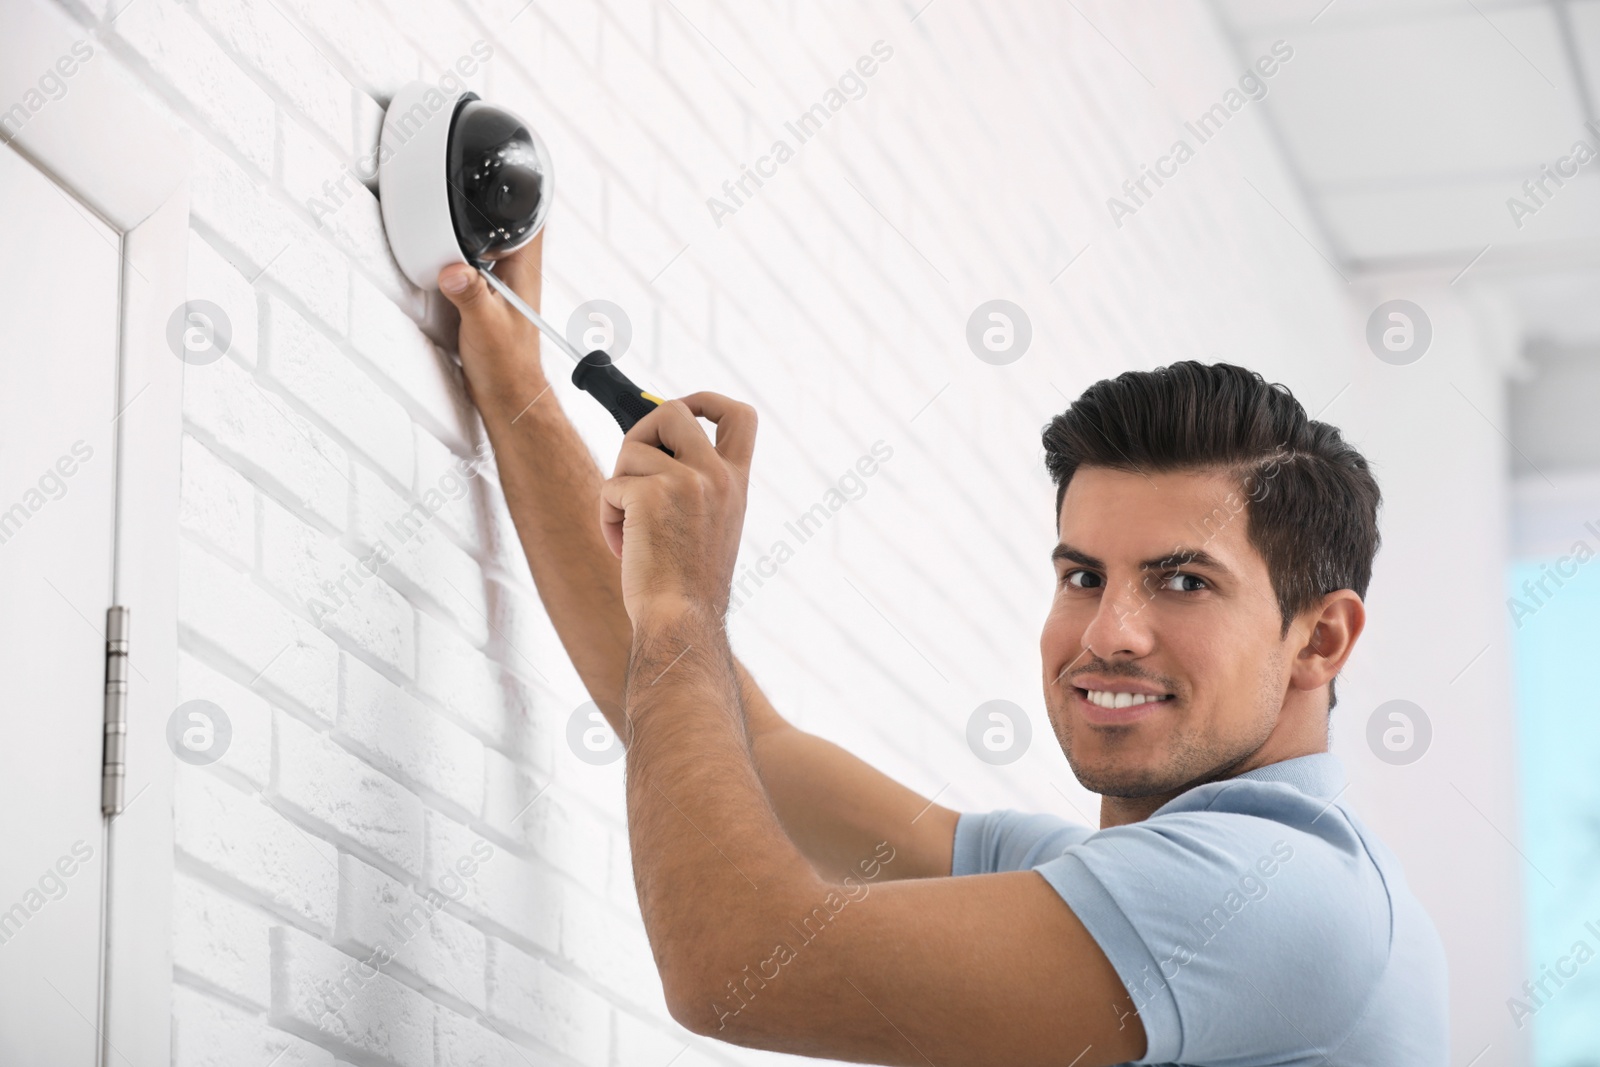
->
[570, 351, 674, 456]
[472, 267, 677, 455]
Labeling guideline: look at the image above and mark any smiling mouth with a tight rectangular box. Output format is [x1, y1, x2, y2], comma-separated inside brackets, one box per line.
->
[1072, 687, 1176, 710]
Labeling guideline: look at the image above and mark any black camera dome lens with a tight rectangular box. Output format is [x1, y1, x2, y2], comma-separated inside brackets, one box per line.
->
[445, 97, 553, 264]
[490, 160, 543, 219]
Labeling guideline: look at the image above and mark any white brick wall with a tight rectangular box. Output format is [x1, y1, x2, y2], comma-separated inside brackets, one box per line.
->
[83, 0, 1359, 1062]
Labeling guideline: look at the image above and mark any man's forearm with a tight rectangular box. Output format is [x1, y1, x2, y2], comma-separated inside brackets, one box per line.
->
[472, 373, 638, 724]
[621, 606, 823, 1018]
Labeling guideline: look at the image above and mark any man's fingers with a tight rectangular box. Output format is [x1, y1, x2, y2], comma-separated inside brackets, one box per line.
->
[493, 230, 545, 302]
[621, 393, 757, 477]
[673, 392, 758, 471]
[614, 437, 678, 479]
[440, 261, 536, 365]
[438, 263, 486, 308]
[598, 473, 650, 559]
[438, 246, 542, 322]
[605, 391, 758, 563]
[626, 398, 716, 467]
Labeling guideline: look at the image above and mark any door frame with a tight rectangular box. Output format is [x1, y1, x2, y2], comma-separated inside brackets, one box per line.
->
[3, 2, 186, 1063]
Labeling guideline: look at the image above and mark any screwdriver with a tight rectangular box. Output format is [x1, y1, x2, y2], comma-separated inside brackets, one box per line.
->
[477, 264, 674, 455]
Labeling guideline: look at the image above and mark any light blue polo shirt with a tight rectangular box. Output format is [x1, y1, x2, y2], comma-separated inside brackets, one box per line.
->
[951, 752, 1449, 1065]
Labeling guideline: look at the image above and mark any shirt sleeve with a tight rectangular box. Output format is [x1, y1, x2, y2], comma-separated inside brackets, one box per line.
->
[1033, 809, 1394, 1064]
[950, 809, 1095, 876]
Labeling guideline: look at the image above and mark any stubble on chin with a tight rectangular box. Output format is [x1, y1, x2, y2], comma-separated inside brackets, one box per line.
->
[1050, 701, 1214, 800]
[1066, 745, 1187, 798]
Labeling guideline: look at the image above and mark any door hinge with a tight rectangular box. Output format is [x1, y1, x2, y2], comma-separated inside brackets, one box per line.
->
[102, 606, 129, 817]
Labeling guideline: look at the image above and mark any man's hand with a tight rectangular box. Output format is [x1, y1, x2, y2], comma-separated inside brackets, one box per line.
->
[437, 232, 548, 418]
[599, 392, 757, 626]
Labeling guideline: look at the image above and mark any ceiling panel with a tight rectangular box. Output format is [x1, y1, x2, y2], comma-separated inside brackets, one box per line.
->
[1321, 172, 1600, 260]
[1241, 7, 1583, 186]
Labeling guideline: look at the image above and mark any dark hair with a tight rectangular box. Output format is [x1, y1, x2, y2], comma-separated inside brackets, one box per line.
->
[1040, 361, 1381, 713]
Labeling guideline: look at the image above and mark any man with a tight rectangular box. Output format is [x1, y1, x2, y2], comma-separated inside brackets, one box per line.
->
[436, 235, 1449, 1065]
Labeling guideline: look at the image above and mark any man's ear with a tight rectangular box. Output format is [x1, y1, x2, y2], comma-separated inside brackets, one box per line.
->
[1291, 590, 1364, 693]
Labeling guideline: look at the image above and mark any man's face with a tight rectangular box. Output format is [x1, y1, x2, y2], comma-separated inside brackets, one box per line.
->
[1040, 466, 1294, 798]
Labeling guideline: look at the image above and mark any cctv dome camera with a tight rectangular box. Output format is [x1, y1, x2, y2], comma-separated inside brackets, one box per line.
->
[377, 81, 554, 291]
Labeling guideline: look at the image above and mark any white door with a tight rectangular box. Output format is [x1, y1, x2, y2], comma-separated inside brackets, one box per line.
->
[0, 140, 124, 1063]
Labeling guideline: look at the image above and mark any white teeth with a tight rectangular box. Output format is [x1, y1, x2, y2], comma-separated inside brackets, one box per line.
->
[1082, 689, 1169, 709]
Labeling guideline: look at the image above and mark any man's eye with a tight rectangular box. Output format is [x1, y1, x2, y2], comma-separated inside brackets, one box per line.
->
[1158, 571, 1207, 593]
[1061, 569, 1102, 590]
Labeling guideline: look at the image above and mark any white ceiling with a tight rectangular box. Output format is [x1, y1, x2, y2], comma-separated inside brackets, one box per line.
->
[1211, 0, 1600, 336]
[1210, 0, 1600, 482]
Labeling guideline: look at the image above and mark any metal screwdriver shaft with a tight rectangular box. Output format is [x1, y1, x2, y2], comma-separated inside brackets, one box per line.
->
[478, 265, 585, 364]
[475, 264, 673, 456]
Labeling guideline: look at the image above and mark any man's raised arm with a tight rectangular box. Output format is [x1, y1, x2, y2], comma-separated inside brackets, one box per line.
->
[437, 235, 958, 883]
[583, 389, 1146, 1064]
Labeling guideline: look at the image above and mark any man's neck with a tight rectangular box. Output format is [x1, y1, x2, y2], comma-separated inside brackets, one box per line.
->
[1099, 791, 1185, 828]
[1097, 734, 1329, 829]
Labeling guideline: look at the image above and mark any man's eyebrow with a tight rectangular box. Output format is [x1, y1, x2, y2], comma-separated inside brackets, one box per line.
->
[1050, 542, 1236, 579]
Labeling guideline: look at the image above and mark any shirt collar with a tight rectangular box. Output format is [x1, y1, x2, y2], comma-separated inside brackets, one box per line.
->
[1229, 751, 1348, 801]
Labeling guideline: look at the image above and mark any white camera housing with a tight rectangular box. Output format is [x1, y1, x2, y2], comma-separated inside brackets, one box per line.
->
[377, 80, 554, 291]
